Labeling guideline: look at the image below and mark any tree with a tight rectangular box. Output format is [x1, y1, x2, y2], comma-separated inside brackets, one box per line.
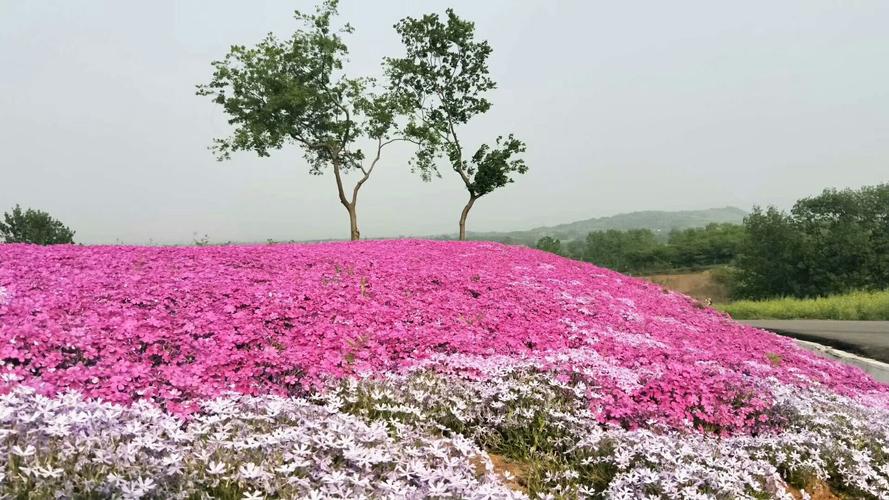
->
[197, 1, 406, 240]
[0, 205, 75, 245]
[733, 184, 889, 299]
[667, 223, 745, 268]
[563, 239, 586, 260]
[387, 9, 528, 240]
[536, 236, 561, 254]
[583, 229, 664, 273]
[791, 185, 889, 295]
[732, 207, 806, 298]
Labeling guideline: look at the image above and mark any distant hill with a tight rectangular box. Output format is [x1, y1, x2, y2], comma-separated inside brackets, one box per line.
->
[454, 207, 748, 245]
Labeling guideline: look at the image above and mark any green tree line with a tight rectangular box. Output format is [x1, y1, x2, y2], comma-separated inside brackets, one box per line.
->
[538, 183, 889, 300]
[733, 183, 889, 299]
[537, 223, 745, 275]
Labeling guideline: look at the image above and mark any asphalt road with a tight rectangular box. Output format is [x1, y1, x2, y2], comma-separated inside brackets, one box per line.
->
[741, 320, 889, 363]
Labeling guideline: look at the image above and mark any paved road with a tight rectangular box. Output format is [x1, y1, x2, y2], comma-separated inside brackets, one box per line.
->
[741, 320, 889, 363]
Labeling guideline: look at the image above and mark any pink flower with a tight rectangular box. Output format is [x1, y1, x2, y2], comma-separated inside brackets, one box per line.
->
[0, 240, 885, 432]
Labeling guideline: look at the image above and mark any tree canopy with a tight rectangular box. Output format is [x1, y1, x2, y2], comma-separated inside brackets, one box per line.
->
[197, 0, 407, 240]
[387, 9, 528, 240]
[535, 236, 561, 254]
[733, 184, 889, 299]
[0, 205, 75, 245]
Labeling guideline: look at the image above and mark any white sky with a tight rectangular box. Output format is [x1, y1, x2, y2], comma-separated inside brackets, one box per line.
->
[1, 1, 887, 244]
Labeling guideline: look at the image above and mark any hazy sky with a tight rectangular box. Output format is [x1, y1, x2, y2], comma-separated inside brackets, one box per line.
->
[1, 1, 887, 244]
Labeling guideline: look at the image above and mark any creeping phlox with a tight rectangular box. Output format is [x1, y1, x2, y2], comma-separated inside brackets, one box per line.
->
[1, 240, 888, 497]
[0, 386, 521, 499]
[0, 241, 885, 428]
[2, 371, 889, 498]
[321, 366, 889, 498]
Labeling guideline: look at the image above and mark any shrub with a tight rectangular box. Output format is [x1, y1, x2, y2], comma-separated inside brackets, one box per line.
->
[0, 204, 74, 245]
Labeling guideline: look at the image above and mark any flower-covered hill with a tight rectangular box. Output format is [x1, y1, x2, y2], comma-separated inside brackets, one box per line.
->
[0, 240, 885, 428]
[2, 240, 889, 498]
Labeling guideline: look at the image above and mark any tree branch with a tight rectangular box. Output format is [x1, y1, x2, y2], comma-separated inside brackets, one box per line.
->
[328, 148, 350, 208]
[351, 136, 392, 205]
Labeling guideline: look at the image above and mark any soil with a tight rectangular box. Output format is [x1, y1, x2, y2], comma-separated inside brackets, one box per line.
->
[471, 452, 529, 493]
[644, 269, 730, 304]
[785, 478, 842, 500]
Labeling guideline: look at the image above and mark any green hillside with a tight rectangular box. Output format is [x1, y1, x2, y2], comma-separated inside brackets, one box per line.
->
[458, 207, 747, 245]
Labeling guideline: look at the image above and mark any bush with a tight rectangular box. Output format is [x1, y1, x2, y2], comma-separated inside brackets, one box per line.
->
[0, 204, 75, 245]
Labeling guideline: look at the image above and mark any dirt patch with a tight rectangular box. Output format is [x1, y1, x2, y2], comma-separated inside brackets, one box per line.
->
[644, 269, 730, 304]
[785, 478, 841, 500]
[471, 453, 529, 493]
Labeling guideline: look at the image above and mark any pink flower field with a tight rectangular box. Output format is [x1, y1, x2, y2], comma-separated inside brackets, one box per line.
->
[1, 240, 888, 498]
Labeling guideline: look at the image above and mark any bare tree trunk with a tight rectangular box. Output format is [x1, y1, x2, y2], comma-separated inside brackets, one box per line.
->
[347, 203, 359, 241]
[328, 137, 395, 242]
[331, 156, 362, 241]
[458, 195, 477, 241]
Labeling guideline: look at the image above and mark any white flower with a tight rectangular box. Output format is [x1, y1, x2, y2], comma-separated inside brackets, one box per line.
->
[119, 477, 157, 499]
[11, 444, 36, 457]
[135, 477, 156, 491]
[206, 461, 227, 475]
[321, 470, 348, 485]
[45, 420, 71, 437]
[274, 462, 299, 474]
[238, 462, 267, 481]
[242, 491, 265, 500]
[17, 466, 38, 478]
[427, 479, 450, 496]
[36, 465, 64, 479]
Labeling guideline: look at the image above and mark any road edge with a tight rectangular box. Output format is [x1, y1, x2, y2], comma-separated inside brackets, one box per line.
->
[794, 338, 889, 384]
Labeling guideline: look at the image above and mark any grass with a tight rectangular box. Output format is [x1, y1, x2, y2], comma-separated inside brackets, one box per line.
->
[717, 290, 889, 320]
